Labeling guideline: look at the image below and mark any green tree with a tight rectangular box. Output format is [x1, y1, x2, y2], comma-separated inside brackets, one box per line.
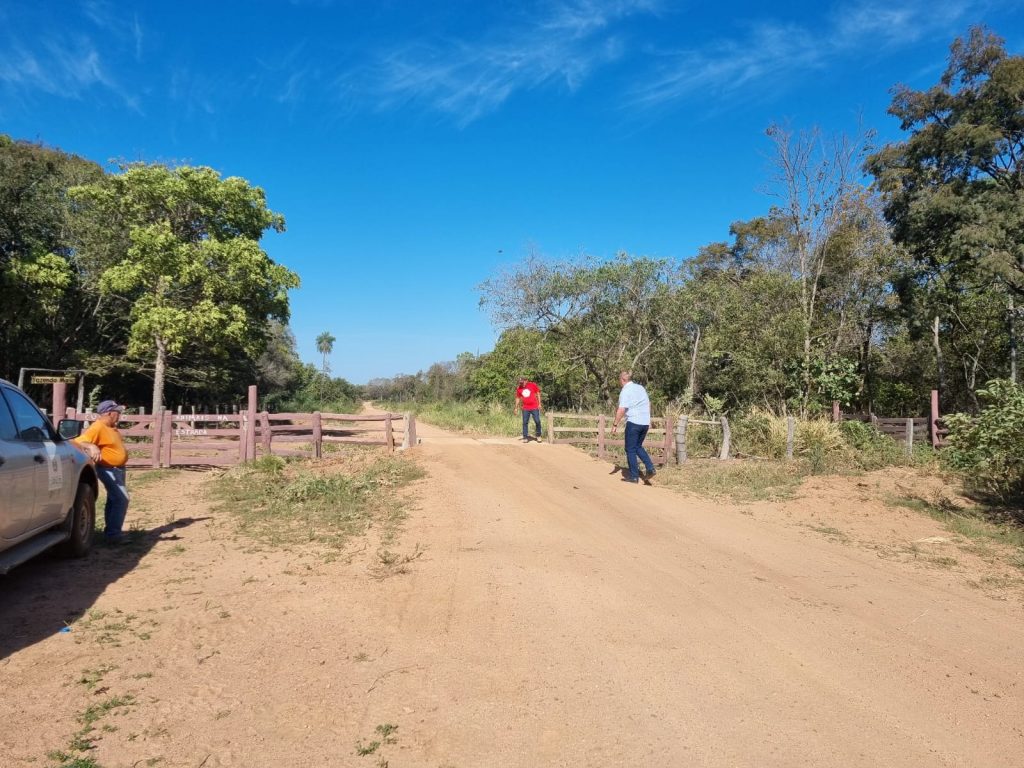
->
[71, 163, 299, 414]
[868, 26, 1024, 391]
[0, 135, 104, 380]
[316, 331, 336, 374]
[480, 253, 676, 407]
[764, 123, 878, 414]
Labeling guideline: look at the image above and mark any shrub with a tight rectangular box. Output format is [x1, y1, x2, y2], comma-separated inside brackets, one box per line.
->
[944, 380, 1024, 502]
[839, 420, 905, 470]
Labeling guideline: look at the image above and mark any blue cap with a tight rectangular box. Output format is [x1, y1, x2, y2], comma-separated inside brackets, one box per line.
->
[97, 400, 124, 414]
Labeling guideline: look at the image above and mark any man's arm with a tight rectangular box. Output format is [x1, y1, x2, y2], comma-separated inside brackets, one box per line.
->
[74, 422, 103, 461]
[611, 406, 627, 433]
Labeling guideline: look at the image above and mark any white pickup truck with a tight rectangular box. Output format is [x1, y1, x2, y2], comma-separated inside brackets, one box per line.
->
[0, 378, 98, 574]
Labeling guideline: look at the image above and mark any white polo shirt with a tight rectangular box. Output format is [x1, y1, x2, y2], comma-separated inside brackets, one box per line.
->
[618, 381, 651, 426]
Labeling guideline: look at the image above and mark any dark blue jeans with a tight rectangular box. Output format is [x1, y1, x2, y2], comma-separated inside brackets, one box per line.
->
[624, 421, 655, 481]
[521, 408, 541, 439]
[96, 465, 129, 539]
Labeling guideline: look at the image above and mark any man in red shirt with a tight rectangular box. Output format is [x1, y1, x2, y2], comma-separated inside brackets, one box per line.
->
[514, 377, 543, 442]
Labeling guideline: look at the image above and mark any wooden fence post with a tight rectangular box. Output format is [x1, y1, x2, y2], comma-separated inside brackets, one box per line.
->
[51, 383, 67, 426]
[312, 411, 322, 459]
[786, 416, 795, 460]
[662, 416, 674, 465]
[597, 414, 606, 458]
[905, 417, 914, 458]
[546, 412, 554, 444]
[719, 416, 731, 460]
[163, 409, 173, 467]
[832, 401, 841, 422]
[246, 385, 257, 462]
[676, 416, 688, 464]
[151, 408, 163, 469]
[402, 412, 412, 449]
[384, 413, 394, 453]
[401, 415, 413, 450]
[930, 389, 940, 449]
[260, 411, 271, 456]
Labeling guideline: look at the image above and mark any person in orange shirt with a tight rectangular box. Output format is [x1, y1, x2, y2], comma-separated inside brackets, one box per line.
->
[75, 400, 130, 542]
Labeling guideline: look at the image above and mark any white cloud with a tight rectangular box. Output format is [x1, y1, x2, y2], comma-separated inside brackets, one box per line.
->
[629, 0, 992, 108]
[0, 3, 142, 109]
[342, 0, 659, 126]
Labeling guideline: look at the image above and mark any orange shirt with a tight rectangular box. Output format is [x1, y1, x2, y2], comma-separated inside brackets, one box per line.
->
[76, 420, 127, 467]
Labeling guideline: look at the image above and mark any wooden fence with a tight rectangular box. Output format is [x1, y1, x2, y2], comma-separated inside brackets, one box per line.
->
[63, 385, 416, 469]
[546, 412, 676, 466]
[834, 389, 947, 451]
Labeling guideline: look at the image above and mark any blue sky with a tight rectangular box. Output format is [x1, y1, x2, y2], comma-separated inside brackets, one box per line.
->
[2, 1, 1022, 383]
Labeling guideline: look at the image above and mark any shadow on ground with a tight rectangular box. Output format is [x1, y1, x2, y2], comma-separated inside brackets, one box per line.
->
[0, 517, 209, 661]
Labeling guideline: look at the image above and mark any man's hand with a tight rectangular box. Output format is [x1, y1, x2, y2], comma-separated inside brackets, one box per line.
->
[80, 442, 101, 462]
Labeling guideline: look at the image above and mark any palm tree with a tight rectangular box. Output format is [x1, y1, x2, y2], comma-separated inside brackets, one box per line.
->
[315, 331, 335, 408]
[316, 331, 335, 375]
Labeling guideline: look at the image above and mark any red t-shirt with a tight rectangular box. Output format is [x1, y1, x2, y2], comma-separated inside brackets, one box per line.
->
[516, 382, 541, 410]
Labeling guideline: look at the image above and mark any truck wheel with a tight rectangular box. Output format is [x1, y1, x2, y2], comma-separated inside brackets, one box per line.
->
[59, 482, 96, 558]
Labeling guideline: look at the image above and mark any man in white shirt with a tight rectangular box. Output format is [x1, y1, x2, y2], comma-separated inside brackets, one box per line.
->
[611, 370, 656, 484]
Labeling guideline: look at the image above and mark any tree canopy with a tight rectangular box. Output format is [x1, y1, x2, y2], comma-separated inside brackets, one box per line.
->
[70, 163, 300, 413]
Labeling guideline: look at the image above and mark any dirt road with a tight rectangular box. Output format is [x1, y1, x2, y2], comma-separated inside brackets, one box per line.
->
[3, 418, 1023, 767]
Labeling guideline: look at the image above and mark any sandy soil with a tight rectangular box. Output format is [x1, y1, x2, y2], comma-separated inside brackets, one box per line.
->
[2, 416, 1023, 768]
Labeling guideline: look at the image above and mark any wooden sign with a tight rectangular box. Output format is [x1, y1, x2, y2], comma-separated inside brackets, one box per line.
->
[30, 375, 77, 384]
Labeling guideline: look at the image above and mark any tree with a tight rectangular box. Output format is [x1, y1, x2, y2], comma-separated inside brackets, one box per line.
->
[764, 123, 876, 414]
[0, 135, 104, 379]
[479, 253, 676, 407]
[71, 163, 299, 414]
[316, 331, 336, 374]
[315, 331, 336, 408]
[868, 26, 1024, 389]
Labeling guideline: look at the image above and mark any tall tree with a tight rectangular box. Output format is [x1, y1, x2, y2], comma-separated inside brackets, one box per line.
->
[315, 331, 336, 407]
[71, 163, 299, 414]
[0, 135, 104, 379]
[316, 331, 336, 375]
[480, 253, 675, 407]
[868, 26, 1024, 388]
[764, 123, 876, 414]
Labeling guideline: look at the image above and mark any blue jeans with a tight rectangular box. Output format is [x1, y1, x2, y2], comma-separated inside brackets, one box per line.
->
[521, 408, 541, 439]
[624, 421, 655, 481]
[96, 466, 129, 539]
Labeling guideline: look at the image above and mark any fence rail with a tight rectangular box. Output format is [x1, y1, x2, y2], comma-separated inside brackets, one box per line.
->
[835, 390, 947, 451]
[546, 412, 675, 466]
[63, 385, 416, 469]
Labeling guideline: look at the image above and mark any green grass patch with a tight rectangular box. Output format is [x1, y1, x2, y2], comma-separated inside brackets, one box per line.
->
[657, 460, 804, 502]
[209, 452, 425, 549]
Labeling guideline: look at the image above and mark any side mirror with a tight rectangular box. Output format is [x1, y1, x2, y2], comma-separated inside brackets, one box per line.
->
[58, 419, 85, 440]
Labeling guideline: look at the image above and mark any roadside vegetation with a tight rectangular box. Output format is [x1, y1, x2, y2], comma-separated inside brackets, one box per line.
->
[208, 451, 424, 551]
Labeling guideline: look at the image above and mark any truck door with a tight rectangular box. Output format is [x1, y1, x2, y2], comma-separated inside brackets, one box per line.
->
[1, 387, 65, 531]
[0, 392, 37, 540]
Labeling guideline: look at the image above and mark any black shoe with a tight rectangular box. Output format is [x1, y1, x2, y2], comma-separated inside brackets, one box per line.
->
[645, 469, 656, 479]
[621, 477, 639, 484]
